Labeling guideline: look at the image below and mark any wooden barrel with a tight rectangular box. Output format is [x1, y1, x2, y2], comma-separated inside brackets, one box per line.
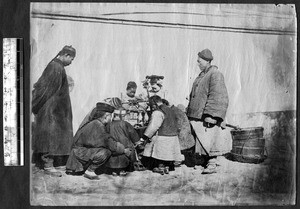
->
[230, 127, 266, 163]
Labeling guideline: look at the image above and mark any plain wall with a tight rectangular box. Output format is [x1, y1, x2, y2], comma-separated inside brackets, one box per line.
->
[30, 3, 296, 133]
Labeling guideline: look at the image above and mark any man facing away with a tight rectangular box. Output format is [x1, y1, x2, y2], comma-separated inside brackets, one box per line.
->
[32, 45, 76, 177]
[106, 106, 141, 175]
[186, 48, 229, 174]
[141, 95, 182, 175]
[66, 102, 132, 179]
[161, 99, 196, 167]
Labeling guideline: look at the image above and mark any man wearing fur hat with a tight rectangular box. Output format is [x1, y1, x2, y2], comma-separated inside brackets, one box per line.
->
[66, 102, 132, 179]
[32, 45, 76, 176]
[187, 49, 229, 174]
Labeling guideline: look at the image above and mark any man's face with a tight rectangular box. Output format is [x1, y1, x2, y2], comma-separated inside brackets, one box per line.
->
[127, 88, 136, 98]
[197, 56, 209, 71]
[63, 55, 75, 66]
[103, 113, 112, 124]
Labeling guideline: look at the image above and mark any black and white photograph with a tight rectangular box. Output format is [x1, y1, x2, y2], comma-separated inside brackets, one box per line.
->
[28, 3, 296, 206]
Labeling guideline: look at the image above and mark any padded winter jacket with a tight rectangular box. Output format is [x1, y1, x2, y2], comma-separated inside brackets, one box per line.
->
[187, 65, 229, 121]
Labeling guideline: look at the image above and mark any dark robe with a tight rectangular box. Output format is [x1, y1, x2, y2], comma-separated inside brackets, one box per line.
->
[171, 106, 195, 151]
[32, 58, 73, 156]
[66, 120, 125, 173]
[106, 120, 140, 169]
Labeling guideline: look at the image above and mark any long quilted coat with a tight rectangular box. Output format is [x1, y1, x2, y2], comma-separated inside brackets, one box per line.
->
[187, 65, 229, 121]
[32, 58, 73, 156]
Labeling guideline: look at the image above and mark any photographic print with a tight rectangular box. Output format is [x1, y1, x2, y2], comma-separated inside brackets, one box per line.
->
[29, 3, 296, 206]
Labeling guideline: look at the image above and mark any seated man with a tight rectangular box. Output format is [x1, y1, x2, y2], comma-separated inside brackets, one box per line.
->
[140, 96, 182, 175]
[121, 81, 148, 126]
[105, 107, 142, 174]
[66, 102, 132, 179]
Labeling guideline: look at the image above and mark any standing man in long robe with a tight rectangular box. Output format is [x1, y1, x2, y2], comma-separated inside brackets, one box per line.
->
[32, 45, 76, 176]
[66, 103, 132, 179]
[187, 48, 229, 174]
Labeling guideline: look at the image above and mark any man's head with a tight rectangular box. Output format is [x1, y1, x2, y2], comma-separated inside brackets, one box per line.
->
[148, 95, 163, 110]
[197, 49, 213, 71]
[126, 81, 137, 98]
[92, 102, 115, 124]
[108, 97, 123, 109]
[161, 99, 170, 106]
[112, 108, 127, 121]
[58, 45, 76, 66]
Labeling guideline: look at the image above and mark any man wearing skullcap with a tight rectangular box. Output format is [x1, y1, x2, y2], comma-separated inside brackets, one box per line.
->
[122, 81, 145, 110]
[32, 45, 76, 177]
[187, 49, 229, 174]
[121, 81, 147, 126]
[66, 103, 132, 179]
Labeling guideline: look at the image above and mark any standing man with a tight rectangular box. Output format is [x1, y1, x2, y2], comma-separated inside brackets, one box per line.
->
[187, 49, 229, 174]
[32, 45, 76, 176]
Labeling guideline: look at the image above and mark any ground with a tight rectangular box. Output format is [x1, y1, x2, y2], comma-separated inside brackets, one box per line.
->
[30, 155, 294, 206]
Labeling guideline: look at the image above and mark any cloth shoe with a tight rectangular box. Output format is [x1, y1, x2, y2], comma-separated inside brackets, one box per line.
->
[119, 170, 127, 176]
[202, 163, 217, 174]
[164, 166, 169, 174]
[44, 167, 62, 177]
[153, 167, 164, 175]
[84, 170, 99, 180]
[54, 166, 66, 171]
[174, 161, 181, 167]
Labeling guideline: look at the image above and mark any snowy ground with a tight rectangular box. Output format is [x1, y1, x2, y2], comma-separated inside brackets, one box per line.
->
[30, 155, 294, 206]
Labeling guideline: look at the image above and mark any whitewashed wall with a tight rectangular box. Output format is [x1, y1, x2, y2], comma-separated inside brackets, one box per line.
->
[30, 3, 296, 132]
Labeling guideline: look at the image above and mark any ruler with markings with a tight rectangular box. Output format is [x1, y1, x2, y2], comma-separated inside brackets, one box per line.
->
[3, 38, 24, 166]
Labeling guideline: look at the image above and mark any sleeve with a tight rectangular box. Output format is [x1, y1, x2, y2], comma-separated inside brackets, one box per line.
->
[204, 70, 229, 121]
[32, 62, 63, 114]
[125, 121, 140, 144]
[143, 110, 165, 138]
[106, 137, 125, 156]
[79, 122, 125, 156]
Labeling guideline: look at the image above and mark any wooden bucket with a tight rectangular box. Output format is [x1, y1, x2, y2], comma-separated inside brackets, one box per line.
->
[230, 127, 266, 163]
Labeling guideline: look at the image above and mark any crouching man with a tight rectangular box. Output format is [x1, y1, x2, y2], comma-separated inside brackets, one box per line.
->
[66, 102, 132, 179]
[105, 106, 144, 174]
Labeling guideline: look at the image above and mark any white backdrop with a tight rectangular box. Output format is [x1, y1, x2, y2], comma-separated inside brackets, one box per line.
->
[30, 3, 296, 132]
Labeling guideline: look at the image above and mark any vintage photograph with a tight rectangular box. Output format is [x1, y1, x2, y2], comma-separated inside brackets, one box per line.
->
[30, 3, 296, 206]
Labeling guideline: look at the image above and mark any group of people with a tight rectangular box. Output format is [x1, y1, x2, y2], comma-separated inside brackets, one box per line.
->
[31, 45, 229, 179]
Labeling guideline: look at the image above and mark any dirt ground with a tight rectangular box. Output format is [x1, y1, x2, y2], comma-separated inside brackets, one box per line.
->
[30, 155, 295, 206]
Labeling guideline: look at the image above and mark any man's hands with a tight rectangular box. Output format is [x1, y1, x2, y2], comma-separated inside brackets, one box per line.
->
[124, 148, 132, 157]
[204, 117, 217, 128]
